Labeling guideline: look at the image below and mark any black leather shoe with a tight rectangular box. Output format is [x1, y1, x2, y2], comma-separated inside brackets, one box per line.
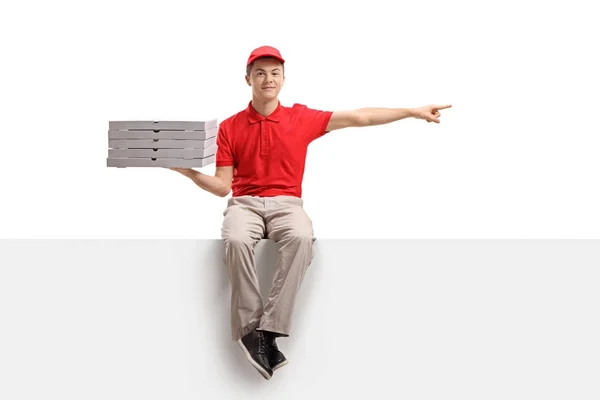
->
[262, 331, 288, 371]
[237, 330, 273, 380]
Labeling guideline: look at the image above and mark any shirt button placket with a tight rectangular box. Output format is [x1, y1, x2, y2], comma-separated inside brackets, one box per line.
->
[260, 120, 268, 156]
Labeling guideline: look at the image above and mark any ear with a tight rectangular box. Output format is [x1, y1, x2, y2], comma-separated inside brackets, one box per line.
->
[245, 75, 251, 86]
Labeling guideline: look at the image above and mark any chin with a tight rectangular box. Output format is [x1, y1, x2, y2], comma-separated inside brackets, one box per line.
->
[259, 92, 278, 101]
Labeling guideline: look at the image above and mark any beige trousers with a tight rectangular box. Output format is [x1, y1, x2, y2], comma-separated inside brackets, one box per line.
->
[221, 195, 315, 342]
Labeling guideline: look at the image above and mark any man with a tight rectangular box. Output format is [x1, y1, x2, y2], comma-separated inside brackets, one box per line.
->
[170, 45, 451, 380]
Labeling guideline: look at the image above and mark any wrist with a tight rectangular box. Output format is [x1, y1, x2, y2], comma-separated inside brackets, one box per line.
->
[185, 169, 198, 180]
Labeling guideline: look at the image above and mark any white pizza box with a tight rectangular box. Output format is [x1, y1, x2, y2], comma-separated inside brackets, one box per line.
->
[108, 145, 217, 160]
[108, 126, 217, 140]
[108, 135, 217, 150]
[106, 154, 216, 168]
[109, 119, 217, 131]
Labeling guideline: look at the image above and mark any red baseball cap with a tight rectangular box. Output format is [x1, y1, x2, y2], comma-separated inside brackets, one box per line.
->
[246, 46, 285, 66]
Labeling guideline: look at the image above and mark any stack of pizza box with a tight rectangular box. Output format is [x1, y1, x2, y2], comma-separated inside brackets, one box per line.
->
[106, 119, 217, 168]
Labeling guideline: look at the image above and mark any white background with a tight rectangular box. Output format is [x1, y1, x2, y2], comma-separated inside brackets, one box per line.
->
[1, 2, 599, 398]
[1, 0, 598, 239]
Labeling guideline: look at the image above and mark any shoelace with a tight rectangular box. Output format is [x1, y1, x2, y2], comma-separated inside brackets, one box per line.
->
[257, 332, 269, 355]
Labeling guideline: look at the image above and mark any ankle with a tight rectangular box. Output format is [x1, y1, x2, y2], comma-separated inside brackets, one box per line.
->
[257, 329, 275, 339]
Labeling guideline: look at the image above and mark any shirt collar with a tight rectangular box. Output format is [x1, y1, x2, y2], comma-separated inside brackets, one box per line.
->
[245, 100, 283, 124]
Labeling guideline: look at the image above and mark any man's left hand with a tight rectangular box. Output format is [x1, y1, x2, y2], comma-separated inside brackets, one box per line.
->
[411, 104, 452, 124]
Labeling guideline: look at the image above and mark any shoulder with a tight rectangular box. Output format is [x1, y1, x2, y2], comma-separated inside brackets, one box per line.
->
[289, 103, 311, 113]
[220, 109, 244, 127]
[287, 103, 332, 117]
[285, 103, 333, 138]
[218, 109, 246, 133]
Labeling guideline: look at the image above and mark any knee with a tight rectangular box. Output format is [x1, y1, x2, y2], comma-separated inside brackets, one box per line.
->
[224, 234, 255, 250]
[288, 233, 315, 263]
[287, 232, 314, 246]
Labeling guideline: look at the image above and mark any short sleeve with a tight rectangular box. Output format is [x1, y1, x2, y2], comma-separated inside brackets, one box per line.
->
[215, 124, 234, 167]
[293, 104, 333, 143]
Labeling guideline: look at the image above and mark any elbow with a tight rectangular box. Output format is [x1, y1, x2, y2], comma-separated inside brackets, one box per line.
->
[212, 175, 232, 197]
[216, 185, 231, 197]
[357, 116, 370, 127]
[354, 110, 370, 127]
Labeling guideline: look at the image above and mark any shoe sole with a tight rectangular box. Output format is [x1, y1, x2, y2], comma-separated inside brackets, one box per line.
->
[237, 339, 272, 380]
[272, 359, 289, 372]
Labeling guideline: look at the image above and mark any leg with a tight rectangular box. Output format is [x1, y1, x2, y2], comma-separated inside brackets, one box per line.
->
[258, 197, 315, 337]
[221, 198, 266, 342]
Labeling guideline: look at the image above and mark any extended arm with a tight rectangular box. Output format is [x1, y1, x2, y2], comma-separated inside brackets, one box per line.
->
[326, 104, 452, 131]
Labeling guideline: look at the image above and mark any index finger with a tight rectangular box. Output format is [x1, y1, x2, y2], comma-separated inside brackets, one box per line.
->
[435, 104, 452, 110]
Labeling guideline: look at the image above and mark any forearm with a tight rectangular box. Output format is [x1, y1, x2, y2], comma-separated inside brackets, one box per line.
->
[185, 170, 230, 197]
[356, 107, 414, 126]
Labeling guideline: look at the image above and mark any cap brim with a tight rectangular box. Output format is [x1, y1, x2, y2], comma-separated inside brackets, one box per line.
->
[247, 54, 285, 66]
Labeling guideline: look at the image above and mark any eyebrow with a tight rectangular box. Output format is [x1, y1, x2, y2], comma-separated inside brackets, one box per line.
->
[255, 68, 281, 72]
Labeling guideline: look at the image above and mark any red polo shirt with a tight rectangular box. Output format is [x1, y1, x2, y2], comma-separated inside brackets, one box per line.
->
[216, 101, 333, 198]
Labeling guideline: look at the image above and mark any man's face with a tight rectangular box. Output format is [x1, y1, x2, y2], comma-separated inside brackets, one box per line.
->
[246, 57, 284, 101]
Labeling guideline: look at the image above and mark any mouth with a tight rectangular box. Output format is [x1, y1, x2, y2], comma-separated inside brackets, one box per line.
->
[262, 87, 275, 90]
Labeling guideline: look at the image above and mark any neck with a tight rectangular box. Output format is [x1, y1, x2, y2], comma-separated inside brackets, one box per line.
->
[251, 97, 279, 117]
